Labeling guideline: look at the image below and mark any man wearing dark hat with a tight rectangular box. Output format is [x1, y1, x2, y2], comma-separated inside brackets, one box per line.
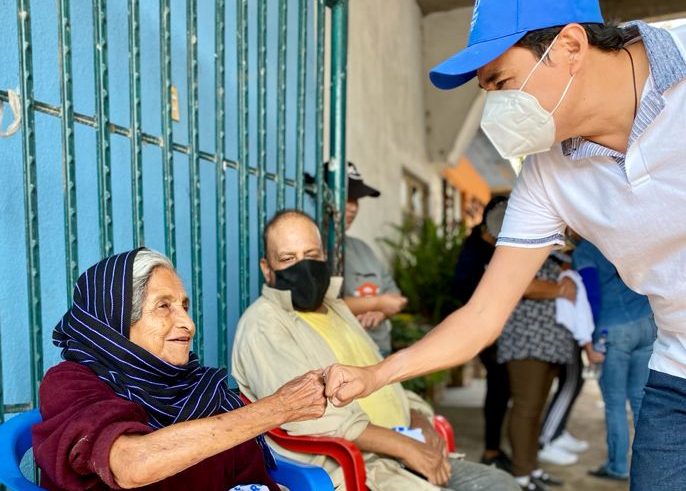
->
[343, 162, 408, 356]
[325, 2, 686, 490]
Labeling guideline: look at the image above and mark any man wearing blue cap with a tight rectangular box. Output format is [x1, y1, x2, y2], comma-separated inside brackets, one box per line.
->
[324, 2, 686, 490]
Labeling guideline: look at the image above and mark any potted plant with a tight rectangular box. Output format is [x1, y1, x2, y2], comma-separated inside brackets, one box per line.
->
[381, 217, 465, 401]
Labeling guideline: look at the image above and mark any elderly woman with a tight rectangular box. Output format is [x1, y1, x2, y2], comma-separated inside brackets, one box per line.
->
[33, 248, 326, 490]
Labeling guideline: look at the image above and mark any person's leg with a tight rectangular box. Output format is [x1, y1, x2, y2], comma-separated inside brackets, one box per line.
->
[539, 362, 566, 446]
[631, 369, 686, 491]
[551, 347, 584, 442]
[507, 359, 557, 479]
[482, 348, 511, 457]
[539, 347, 584, 445]
[627, 317, 656, 427]
[598, 324, 632, 477]
[442, 458, 519, 491]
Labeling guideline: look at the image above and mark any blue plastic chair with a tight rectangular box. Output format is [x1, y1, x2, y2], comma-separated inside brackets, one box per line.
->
[0, 410, 333, 491]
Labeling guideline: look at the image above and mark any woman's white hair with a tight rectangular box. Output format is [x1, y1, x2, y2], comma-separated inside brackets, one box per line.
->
[130, 248, 174, 324]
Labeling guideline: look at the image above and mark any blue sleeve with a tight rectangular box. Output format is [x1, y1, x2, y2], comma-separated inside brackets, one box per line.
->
[578, 267, 601, 322]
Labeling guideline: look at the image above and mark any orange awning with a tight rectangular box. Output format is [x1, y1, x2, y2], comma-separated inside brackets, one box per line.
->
[442, 157, 491, 205]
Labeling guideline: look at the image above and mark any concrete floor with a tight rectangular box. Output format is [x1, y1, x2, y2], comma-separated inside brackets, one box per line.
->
[436, 378, 630, 491]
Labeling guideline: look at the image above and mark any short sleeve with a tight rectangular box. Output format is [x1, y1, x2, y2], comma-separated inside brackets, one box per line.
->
[497, 157, 566, 249]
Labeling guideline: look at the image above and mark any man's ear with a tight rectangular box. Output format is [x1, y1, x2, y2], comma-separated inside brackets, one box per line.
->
[259, 258, 273, 285]
[557, 23, 588, 76]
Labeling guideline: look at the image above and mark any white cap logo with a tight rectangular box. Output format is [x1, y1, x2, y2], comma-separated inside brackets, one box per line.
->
[470, 0, 481, 32]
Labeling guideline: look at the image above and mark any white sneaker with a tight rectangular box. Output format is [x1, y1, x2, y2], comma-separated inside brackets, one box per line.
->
[552, 431, 589, 454]
[538, 443, 579, 466]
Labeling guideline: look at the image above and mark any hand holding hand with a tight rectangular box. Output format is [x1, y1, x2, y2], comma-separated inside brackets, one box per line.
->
[274, 370, 327, 423]
[357, 311, 386, 329]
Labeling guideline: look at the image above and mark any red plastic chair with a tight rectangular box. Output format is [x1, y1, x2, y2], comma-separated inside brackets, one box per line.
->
[267, 426, 368, 491]
[433, 414, 456, 453]
[241, 394, 457, 491]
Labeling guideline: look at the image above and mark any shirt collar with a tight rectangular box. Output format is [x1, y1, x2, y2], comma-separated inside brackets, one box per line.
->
[627, 21, 686, 95]
[261, 276, 343, 312]
[561, 21, 686, 162]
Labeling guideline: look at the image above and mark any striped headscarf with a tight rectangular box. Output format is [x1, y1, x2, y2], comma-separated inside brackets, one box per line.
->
[53, 248, 274, 466]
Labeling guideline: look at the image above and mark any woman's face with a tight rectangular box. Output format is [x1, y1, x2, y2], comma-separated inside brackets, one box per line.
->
[129, 267, 195, 366]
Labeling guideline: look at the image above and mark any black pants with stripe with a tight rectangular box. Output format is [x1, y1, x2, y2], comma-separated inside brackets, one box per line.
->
[539, 346, 584, 446]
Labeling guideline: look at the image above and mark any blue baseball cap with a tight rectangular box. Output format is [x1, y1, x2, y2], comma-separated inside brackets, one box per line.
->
[429, 0, 604, 90]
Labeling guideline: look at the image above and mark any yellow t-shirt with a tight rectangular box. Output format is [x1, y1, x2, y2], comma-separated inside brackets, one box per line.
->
[297, 308, 407, 428]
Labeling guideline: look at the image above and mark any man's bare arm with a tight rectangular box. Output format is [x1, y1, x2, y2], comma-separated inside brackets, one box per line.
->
[325, 246, 552, 405]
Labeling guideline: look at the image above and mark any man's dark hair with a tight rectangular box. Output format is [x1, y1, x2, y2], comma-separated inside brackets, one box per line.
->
[263, 209, 318, 258]
[517, 23, 636, 59]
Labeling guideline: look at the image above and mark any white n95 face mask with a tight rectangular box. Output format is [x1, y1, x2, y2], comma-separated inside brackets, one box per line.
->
[480, 36, 575, 160]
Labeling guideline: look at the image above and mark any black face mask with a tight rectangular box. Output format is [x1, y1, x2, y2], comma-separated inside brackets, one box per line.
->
[272, 259, 331, 312]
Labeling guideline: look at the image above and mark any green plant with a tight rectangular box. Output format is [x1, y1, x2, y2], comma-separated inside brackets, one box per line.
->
[381, 217, 465, 325]
[382, 217, 466, 399]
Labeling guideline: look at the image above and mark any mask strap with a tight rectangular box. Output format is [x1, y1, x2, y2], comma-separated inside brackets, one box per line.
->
[551, 73, 575, 114]
[520, 35, 559, 92]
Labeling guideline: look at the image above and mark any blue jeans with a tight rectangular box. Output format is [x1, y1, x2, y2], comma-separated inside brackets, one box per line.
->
[599, 316, 656, 477]
[631, 369, 686, 490]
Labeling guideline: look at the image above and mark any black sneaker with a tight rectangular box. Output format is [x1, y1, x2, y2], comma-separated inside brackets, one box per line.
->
[481, 450, 514, 474]
[532, 471, 563, 487]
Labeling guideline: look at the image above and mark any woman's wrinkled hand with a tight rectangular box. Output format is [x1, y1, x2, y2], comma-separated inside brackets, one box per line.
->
[274, 370, 327, 423]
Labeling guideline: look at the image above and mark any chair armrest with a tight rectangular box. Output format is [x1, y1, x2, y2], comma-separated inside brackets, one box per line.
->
[433, 415, 456, 453]
[240, 393, 366, 490]
[270, 452, 334, 491]
[267, 428, 367, 491]
[0, 410, 45, 491]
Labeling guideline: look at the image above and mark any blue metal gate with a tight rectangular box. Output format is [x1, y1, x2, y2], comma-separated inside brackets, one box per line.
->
[0, 0, 348, 421]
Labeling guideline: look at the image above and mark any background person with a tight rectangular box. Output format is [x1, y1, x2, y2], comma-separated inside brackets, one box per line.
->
[496, 255, 577, 490]
[573, 238, 656, 481]
[537, 250, 591, 466]
[33, 248, 326, 491]
[343, 162, 408, 356]
[451, 196, 512, 472]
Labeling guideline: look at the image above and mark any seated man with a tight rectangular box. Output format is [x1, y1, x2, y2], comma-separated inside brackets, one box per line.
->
[233, 210, 517, 491]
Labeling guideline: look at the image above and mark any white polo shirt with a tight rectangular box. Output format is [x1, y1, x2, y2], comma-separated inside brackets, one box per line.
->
[498, 22, 686, 379]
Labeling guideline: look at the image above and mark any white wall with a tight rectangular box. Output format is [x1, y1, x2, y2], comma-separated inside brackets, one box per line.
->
[346, 0, 443, 258]
[422, 6, 481, 163]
